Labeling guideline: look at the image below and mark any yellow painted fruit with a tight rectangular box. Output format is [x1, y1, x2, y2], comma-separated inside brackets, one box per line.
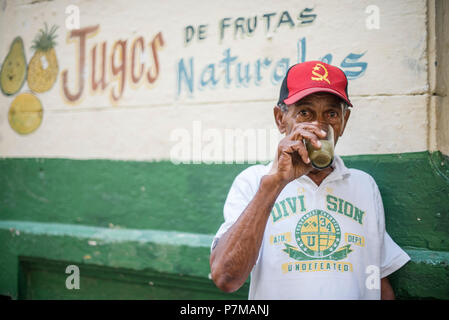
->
[28, 48, 58, 93]
[8, 93, 43, 135]
[0, 37, 27, 96]
[27, 24, 59, 93]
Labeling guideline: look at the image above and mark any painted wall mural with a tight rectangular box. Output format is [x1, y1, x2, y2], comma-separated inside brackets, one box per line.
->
[1, 23, 58, 135]
[0, 21, 166, 134]
[0, 37, 27, 96]
[176, 37, 367, 97]
[61, 26, 164, 104]
[8, 92, 43, 135]
[1, 5, 368, 124]
[28, 24, 59, 93]
[175, 7, 371, 99]
[0, 0, 430, 160]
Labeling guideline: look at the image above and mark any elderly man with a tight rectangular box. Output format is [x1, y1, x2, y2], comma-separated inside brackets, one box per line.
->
[209, 61, 410, 300]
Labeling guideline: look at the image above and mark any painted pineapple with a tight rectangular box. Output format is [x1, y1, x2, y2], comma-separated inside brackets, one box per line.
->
[27, 24, 59, 93]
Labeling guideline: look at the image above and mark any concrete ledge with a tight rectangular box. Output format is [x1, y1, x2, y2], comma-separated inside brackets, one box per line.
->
[390, 248, 449, 299]
[0, 220, 214, 276]
[0, 220, 249, 299]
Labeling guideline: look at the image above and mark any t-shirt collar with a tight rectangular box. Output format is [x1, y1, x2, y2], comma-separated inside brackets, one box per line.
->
[265, 154, 351, 184]
[328, 154, 351, 181]
[296, 154, 351, 185]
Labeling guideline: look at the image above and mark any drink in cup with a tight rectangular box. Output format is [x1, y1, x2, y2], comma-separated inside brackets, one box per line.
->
[305, 124, 334, 169]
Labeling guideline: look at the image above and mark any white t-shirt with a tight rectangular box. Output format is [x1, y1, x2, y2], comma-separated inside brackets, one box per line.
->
[212, 155, 410, 300]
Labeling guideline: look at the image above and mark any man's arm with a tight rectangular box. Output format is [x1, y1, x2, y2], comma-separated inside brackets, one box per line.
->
[209, 174, 286, 293]
[381, 277, 395, 300]
[209, 123, 324, 293]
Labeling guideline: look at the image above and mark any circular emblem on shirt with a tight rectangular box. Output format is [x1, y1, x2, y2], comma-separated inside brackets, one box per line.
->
[295, 209, 341, 258]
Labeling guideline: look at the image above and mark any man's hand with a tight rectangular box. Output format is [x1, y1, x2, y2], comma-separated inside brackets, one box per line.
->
[268, 123, 326, 184]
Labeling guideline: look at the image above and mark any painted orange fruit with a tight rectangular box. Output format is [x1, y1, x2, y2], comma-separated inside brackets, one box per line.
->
[8, 92, 43, 134]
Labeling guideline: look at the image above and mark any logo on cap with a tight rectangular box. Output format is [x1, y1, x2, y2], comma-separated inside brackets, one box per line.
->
[311, 63, 331, 84]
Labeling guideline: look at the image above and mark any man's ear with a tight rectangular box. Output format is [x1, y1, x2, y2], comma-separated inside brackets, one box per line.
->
[340, 108, 351, 137]
[274, 105, 287, 134]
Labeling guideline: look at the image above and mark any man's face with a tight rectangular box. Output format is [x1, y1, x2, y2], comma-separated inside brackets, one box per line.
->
[276, 92, 351, 145]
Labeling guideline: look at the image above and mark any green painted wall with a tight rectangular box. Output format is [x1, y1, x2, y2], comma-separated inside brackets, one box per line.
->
[0, 151, 448, 299]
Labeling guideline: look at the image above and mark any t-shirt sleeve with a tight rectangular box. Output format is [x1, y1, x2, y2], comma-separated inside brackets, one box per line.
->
[380, 231, 411, 278]
[373, 180, 411, 278]
[210, 166, 262, 252]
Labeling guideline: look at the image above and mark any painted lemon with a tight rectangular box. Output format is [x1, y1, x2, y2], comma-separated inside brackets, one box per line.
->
[8, 93, 43, 135]
[27, 24, 59, 93]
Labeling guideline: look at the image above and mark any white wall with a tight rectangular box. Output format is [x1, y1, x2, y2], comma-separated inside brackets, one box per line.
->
[0, 0, 440, 161]
[432, 0, 449, 156]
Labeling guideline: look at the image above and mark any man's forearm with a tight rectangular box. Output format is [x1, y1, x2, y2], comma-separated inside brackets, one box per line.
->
[210, 174, 286, 293]
[381, 277, 395, 300]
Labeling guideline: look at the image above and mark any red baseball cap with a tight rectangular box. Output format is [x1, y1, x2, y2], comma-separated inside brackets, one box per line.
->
[277, 61, 352, 107]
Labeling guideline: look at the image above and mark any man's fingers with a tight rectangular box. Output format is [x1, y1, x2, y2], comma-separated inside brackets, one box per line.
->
[293, 123, 327, 139]
[290, 128, 322, 150]
[295, 141, 310, 164]
[280, 140, 310, 164]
